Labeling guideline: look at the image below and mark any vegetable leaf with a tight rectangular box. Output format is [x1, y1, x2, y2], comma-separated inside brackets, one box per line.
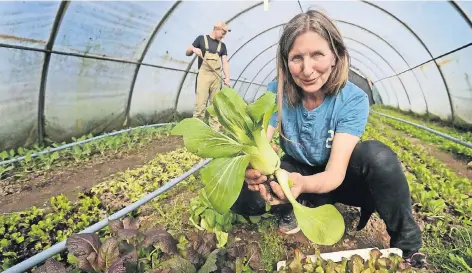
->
[160, 255, 196, 273]
[217, 87, 254, 129]
[201, 156, 251, 214]
[98, 237, 120, 271]
[219, 87, 248, 115]
[171, 118, 242, 158]
[206, 105, 216, 117]
[122, 217, 139, 230]
[66, 233, 101, 259]
[142, 228, 178, 254]
[275, 169, 345, 245]
[213, 88, 254, 144]
[117, 229, 139, 240]
[263, 104, 277, 133]
[34, 259, 68, 273]
[246, 91, 277, 125]
[107, 258, 126, 273]
[197, 249, 219, 273]
[108, 219, 124, 234]
[293, 204, 345, 245]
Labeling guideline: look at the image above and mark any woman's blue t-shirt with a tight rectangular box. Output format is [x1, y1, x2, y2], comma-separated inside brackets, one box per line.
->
[267, 80, 370, 167]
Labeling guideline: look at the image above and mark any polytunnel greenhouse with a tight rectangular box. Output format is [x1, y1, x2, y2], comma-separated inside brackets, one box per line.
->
[1, 0, 471, 272]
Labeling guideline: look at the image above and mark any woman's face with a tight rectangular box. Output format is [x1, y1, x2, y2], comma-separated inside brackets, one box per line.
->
[287, 31, 336, 94]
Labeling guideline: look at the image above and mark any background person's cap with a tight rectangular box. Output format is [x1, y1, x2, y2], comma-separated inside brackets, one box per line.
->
[214, 21, 231, 32]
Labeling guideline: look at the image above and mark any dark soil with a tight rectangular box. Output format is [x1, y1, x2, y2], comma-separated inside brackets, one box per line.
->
[0, 136, 183, 213]
[407, 137, 472, 181]
[136, 158, 428, 272]
[378, 121, 472, 181]
[273, 204, 390, 256]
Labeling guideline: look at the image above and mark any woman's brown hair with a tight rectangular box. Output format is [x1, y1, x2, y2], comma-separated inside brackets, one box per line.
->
[275, 9, 350, 137]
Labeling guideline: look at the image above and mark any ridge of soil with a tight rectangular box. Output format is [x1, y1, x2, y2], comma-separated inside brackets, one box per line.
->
[407, 137, 472, 181]
[380, 122, 472, 181]
[281, 204, 390, 255]
[0, 136, 183, 214]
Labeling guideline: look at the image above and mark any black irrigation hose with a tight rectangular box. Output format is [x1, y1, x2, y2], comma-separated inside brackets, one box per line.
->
[372, 111, 472, 149]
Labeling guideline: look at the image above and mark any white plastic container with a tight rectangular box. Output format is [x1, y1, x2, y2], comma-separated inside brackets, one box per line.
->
[276, 247, 403, 271]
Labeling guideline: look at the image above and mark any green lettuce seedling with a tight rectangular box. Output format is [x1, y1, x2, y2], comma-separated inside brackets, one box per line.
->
[171, 87, 345, 245]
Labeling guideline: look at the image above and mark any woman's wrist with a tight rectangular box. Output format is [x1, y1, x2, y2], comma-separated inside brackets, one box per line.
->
[301, 174, 323, 194]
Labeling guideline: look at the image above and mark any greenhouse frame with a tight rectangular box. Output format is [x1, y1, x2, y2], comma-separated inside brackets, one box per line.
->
[0, 1, 471, 273]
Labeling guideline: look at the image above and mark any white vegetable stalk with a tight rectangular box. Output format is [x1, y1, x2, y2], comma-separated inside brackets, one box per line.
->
[243, 128, 280, 175]
[171, 87, 345, 246]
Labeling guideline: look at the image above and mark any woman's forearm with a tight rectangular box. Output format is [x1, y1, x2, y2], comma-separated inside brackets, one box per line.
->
[302, 170, 344, 194]
[266, 125, 276, 141]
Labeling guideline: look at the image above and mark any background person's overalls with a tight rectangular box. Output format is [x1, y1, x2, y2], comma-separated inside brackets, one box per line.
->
[193, 35, 222, 130]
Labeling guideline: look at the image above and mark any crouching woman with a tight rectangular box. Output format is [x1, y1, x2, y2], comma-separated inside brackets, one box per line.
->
[229, 9, 426, 268]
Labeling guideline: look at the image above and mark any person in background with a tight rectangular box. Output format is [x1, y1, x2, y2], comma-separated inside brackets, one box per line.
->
[186, 21, 231, 129]
[229, 9, 427, 268]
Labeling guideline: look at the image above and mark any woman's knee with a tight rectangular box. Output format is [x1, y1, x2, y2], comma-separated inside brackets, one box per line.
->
[354, 140, 402, 173]
[352, 140, 411, 200]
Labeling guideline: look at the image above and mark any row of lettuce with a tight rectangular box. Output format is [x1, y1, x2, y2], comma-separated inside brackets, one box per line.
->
[371, 105, 472, 161]
[0, 148, 202, 270]
[364, 116, 471, 273]
[1, 144, 268, 272]
[0, 125, 174, 181]
[1, 111, 471, 272]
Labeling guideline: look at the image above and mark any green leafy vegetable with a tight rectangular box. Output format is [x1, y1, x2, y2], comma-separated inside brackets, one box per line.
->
[278, 249, 415, 273]
[275, 169, 345, 245]
[171, 87, 345, 246]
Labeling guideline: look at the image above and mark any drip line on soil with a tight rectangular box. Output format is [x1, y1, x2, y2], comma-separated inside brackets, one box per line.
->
[372, 111, 472, 149]
[1, 157, 212, 273]
[0, 122, 176, 167]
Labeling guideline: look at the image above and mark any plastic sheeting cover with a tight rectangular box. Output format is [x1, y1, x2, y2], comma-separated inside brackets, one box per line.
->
[129, 68, 184, 125]
[0, 1, 59, 48]
[0, 48, 43, 151]
[300, 0, 431, 65]
[438, 46, 472, 124]
[0, 0, 471, 152]
[53, 1, 169, 60]
[44, 55, 133, 143]
[372, 1, 472, 57]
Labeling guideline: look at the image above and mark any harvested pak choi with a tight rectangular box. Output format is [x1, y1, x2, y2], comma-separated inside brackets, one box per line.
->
[171, 87, 345, 245]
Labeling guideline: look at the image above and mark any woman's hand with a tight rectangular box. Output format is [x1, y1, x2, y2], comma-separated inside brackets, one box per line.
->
[244, 143, 280, 191]
[245, 168, 267, 191]
[259, 172, 305, 206]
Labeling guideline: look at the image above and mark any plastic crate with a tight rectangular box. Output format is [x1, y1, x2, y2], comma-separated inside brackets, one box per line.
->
[276, 247, 403, 271]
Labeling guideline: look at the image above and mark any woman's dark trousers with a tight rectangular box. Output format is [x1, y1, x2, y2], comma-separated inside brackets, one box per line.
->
[230, 140, 422, 257]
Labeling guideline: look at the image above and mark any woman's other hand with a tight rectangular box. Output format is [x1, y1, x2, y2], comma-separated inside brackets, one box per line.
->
[245, 143, 280, 191]
[245, 168, 267, 191]
[259, 172, 305, 205]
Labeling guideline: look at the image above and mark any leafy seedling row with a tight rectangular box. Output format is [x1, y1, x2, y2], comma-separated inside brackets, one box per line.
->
[0, 149, 201, 270]
[366, 117, 472, 219]
[278, 248, 421, 273]
[34, 215, 272, 273]
[371, 106, 472, 161]
[366, 116, 472, 272]
[0, 125, 173, 181]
